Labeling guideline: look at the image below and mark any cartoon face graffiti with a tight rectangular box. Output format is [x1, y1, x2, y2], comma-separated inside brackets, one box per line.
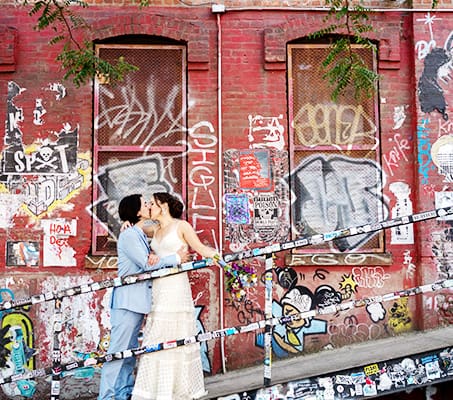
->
[281, 286, 314, 329]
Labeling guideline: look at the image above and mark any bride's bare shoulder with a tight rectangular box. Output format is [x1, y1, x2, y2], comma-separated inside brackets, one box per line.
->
[178, 219, 193, 231]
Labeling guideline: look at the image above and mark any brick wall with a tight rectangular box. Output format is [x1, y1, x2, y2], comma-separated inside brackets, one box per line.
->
[0, 3, 452, 396]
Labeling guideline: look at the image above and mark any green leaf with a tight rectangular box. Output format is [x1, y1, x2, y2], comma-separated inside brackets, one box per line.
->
[56, 42, 139, 87]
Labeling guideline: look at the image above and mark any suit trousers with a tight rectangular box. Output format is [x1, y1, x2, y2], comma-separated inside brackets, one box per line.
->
[98, 308, 144, 400]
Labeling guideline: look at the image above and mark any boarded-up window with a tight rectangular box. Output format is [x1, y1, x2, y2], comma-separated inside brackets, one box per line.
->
[92, 44, 186, 255]
[288, 43, 385, 254]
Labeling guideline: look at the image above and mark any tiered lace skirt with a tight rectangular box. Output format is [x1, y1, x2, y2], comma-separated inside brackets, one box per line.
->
[132, 272, 207, 400]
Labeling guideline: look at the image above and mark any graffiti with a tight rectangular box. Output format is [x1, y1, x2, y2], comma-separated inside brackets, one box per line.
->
[415, 13, 439, 60]
[0, 287, 36, 398]
[431, 228, 453, 279]
[388, 298, 412, 334]
[41, 219, 77, 267]
[393, 105, 408, 130]
[286, 252, 393, 266]
[39, 276, 100, 365]
[256, 285, 328, 357]
[383, 133, 411, 177]
[431, 134, 453, 182]
[418, 47, 451, 121]
[435, 191, 453, 221]
[194, 305, 211, 374]
[3, 126, 78, 175]
[416, 16, 453, 121]
[438, 116, 453, 136]
[293, 103, 376, 147]
[85, 255, 118, 269]
[338, 274, 358, 300]
[247, 114, 285, 151]
[0, 193, 24, 229]
[403, 250, 417, 280]
[187, 121, 218, 249]
[90, 155, 173, 245]
[288, 154, 386, 252]
[96, 76, 185, 147]
[274, 267, 298, 290]
[0, 280, 35, 380]
[233, 346, 453, 400]
[0, 325, 36, 397]
[417, 118, 435, 185]
[352, 267, 391, 289]
[226, 298, 265, 326]
[46, 83, 66, 101]
[225, 193, 250, 224]
[436, 293, 453, 325]
[187, 121, 217, 191]
[366, 302, 386, 323]
[313, 268, 329, 281]
[2, 81, 89, 216]
[328, 321, 384, 347]
[33, 98, 46, 126]
[389, 182, 414, 244]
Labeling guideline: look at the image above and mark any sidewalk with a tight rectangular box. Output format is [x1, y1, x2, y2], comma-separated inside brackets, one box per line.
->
[1, 325, 452, 399]
[202, 325, 453, 399]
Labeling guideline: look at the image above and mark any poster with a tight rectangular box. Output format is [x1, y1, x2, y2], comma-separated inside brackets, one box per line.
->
[239, 149, 273, 191]
[225, 194, 250, 224]
[6, 241, 39, 267]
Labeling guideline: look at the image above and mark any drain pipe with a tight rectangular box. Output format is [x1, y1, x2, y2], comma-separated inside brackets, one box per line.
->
[212, 3, 227, 374]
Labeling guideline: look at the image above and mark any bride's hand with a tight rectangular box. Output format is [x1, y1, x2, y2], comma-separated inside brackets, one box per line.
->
[177, 245, 190, 263]
[148, 253, 160, 265]
[121, 221, 132, 232]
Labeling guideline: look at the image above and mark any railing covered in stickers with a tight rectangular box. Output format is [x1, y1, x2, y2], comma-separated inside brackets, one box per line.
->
[0, 206, 452, 399]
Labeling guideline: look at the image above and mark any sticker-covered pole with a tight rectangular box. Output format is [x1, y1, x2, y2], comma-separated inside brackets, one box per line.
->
[264, 253, 274, 386]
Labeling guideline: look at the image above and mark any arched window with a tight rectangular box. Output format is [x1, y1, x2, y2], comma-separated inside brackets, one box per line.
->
[91, 39, 187, 255]
[287, 42, 387, 258]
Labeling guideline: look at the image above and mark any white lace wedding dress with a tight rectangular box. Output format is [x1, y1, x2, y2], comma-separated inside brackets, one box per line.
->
[131, 221, 207, 400]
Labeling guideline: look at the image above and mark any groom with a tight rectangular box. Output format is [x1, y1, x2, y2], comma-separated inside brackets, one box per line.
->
[98, 194, 189, 400]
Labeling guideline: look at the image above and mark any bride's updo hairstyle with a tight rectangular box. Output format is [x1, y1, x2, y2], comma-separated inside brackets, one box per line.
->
[153, 192, 184, 218]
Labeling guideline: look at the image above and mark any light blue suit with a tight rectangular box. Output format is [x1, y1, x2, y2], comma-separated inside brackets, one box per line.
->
[98, 226, 179, 400]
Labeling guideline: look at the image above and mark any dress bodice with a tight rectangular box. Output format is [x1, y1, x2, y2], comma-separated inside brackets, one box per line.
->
[151, 221, 185, 258]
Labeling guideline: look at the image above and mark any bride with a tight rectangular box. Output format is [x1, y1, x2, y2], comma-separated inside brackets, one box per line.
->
[131, 192, 218, 400]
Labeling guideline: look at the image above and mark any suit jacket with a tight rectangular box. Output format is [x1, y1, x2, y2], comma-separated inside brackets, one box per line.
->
[111, 225, 179, 314]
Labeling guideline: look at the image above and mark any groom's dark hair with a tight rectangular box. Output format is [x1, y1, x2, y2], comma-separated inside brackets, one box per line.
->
[118, 194, 142, 224]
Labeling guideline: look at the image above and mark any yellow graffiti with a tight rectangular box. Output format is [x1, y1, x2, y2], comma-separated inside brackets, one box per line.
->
[17, 150, 92, 219]
[293, 103, 376, 147]
[339, 274, 358, 298]
[2, 313, 35, 369]
[388, 297, 412, 334]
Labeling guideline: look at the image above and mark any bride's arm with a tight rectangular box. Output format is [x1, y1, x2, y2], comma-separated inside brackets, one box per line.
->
[179, 220, 218, 259]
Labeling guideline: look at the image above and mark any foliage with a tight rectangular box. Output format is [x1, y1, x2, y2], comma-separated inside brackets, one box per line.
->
[309, 0, 379, 102]
[311, 0, 439, 101]
[17, 0, 440, 90]
[21, 0, 138, 87]
[224, 261, 258, 302]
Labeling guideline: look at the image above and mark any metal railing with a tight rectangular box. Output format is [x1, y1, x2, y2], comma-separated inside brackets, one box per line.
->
[1, 206, 452, 399]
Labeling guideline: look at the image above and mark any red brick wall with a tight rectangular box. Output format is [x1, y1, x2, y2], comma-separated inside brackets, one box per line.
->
[0, 3, 451, 391]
